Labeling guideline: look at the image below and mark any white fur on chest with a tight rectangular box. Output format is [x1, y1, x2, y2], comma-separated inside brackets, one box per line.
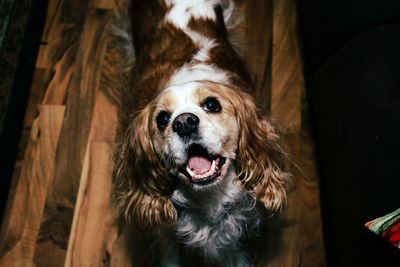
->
[170, 173, 260, 266]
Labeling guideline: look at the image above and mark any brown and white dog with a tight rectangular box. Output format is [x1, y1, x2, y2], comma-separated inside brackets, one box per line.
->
[113, 0, 288, 266]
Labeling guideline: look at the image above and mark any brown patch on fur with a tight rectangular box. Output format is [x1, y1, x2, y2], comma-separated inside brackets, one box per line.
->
[114, 103, 178, 231]
[157, 91, 177, 112]
[188, 5, 228, 40]
[208, 43, 253, 90]
[192, 86, 212, 105]
[235, 91, 287, 212]
[188, 16, 253, 91]
[121, 0, 199, 118]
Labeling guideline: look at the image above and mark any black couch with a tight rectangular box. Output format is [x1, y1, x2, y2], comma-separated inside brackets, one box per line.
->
[298, 0, 400, 266]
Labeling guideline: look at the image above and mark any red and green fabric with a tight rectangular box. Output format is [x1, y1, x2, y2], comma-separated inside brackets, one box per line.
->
[366, 208, 400, 250]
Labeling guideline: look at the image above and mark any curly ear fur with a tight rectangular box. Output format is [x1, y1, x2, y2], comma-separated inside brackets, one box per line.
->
[230, 89, 287, 213]
[114, 105, 177, 231]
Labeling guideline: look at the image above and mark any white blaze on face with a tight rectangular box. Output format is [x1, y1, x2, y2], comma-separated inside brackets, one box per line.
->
[166, 82, 203, 122]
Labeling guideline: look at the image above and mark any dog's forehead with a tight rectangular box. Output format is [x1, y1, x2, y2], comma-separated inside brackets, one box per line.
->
[165, 82, 198, 101]
[162, 82, 205, 116]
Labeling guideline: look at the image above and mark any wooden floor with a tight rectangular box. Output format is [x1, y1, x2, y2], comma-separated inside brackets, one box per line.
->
[0, 0, 326, 266]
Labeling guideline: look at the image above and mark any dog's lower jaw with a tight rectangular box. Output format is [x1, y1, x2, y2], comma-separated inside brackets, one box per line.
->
[161, 169, 260, 267]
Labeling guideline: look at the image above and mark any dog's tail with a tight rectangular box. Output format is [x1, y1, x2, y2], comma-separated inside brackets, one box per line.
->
[219, 0, 242, 30]
[209, 0, 246, 33]
[213, 0, 237, 27]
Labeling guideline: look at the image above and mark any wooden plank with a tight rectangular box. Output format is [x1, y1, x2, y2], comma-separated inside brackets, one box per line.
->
[239, 0, 273, 112]
[88, 91, 118, 143]
[262, 133, 326, 267]
[64, 142, 114, 267]
[37, 0, 89, 69]
[37, 0, 63, 53]
[7, 68, 46, 202]
[32, 7, 112, 266]
[17, 69, 46, 160]
[38, 0, 91, 104]
[271, 0, 303, 133]
[0, 105, 65, 267]
[292, 132, 326, 267]
[63, 9, 126, 263]
[64, 141, 131, 267]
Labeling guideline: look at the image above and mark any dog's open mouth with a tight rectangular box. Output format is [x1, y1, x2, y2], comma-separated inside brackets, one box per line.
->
[180, 144, 226, 186]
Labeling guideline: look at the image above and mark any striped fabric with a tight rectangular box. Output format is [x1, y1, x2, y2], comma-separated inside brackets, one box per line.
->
[366, 208, 400, 250]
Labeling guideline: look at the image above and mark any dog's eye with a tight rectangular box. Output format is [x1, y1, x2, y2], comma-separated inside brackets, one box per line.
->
[202, 97, 221, 113]
[156, 111, 171, 130]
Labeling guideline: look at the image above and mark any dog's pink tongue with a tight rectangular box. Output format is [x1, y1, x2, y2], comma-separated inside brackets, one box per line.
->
[188, 156, 212, 174]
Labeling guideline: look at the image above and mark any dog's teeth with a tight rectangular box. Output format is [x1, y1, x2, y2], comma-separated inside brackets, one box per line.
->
[187, 159, 217, 179]
[186, 167, 195, 177]
[204, 160, 217, 178]
[210, 159, 216, 172]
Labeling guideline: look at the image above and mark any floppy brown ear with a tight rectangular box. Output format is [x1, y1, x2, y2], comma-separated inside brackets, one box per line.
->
[232, 90, 287, 213]
[113, 105, 177, 231]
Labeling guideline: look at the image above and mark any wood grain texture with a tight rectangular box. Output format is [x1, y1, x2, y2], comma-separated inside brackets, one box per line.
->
[39, 0, 90, 104]
[239, 0, 273, 112]
[0, 105, 65, 267]
[6, 68, 47, 209]
[263, 132, 326, 267]
[255, 134, 325, 267]
[36, 0, 63, 68]
[88, 90, 118, 143]
[65, 142, 115, 267]
[66, 143, 131, 267]
[33, 7, 112, 267]
[271, 0, 303, 133]
[37, 0, 89, 69]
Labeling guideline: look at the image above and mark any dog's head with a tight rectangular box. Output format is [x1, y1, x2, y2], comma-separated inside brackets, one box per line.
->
[114, 81, 287, 231]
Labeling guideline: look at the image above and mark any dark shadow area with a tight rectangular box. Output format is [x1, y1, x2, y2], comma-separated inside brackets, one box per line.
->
[0, 0, 48, 224]
[297, 1, 400, 266]
[249, 212, 287, 266]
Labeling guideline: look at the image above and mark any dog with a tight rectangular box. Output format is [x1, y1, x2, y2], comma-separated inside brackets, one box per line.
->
[113, 0, 288, 266]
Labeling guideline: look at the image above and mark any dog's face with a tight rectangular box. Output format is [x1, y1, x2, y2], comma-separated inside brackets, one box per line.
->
[114, 80, 287, 231]
[151, 81, 239, 190]
[115, 82, 286, 232]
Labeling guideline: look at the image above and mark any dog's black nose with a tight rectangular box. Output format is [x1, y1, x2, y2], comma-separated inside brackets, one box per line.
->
[172, 113, 199, 137]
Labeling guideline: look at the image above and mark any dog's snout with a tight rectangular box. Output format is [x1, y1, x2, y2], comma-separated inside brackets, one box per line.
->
[172, 113, 199, 137]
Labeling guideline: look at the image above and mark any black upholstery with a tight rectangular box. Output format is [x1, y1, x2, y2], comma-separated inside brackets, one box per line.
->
[310, 25, 400, 267]
[298, 1, 400, 265]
